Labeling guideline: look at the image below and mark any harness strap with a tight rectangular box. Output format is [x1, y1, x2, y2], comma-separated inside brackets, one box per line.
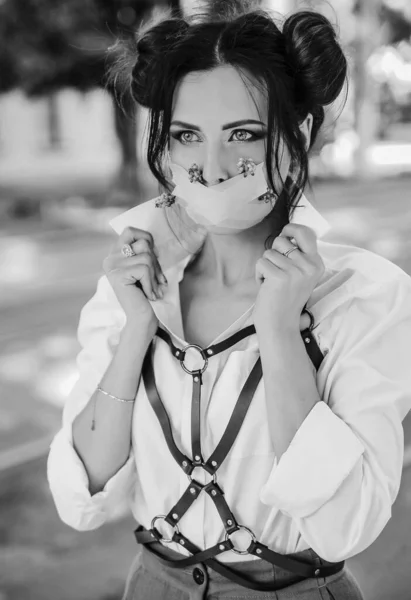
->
[135, 313, 344, 591]
[191, 371, 203, 463]
[155, 324, 257, 361]
[142, 341, 263, 478]
[135, 525, 344, 591]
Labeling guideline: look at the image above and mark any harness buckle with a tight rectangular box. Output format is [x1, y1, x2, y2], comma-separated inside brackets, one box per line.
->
[179, 344, 209, 375]
[225, 525, 257, 555]
[151, 514, 180, 544]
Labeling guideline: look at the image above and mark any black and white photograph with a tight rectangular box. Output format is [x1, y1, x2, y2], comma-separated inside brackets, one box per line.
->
[1, 0, 411, 598]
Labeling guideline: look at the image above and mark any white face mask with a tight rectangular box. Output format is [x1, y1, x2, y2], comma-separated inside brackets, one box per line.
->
[169, 161, 277, 233]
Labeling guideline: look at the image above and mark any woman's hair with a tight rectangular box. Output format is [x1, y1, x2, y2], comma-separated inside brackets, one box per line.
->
[106, 1, 348, 249]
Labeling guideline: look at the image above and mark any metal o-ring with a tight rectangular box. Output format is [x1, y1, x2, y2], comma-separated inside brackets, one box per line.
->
[187, 467, 217, 485]
[179, 344, 208, 375]
[302, 307, 315, 331]
[151, 515, 179, 544]
[225, 525, 256, 555]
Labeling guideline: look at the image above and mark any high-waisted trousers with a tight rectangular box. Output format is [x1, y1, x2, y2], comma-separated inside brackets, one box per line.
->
[121, 540, 365, 600]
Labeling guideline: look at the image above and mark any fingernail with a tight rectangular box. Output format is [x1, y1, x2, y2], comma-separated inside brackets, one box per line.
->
[157, 287, 164, 298]
[160, 274, 168, 285]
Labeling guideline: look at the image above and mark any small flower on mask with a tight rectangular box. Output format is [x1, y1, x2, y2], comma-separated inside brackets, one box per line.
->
[237, 157, 256, 177]
[258, 188, 276, 203]
[155, 192, 175, 208]
[188, 163, 204, 183]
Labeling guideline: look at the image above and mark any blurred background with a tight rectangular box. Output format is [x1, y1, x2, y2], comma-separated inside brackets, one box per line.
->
[1, 0, 411, 598]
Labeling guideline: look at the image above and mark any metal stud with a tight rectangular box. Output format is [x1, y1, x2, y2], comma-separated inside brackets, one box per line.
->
[182, 460, 188, 467]
[219, 544, 225, 551]
[211, 460, 217, 466]
[256, 548, 262, 554]
[227, 519, 233, 526]
[195, 455, 201, 461]
[315, 568, 321, 577]
[194, 377, 199, 382]
[211, 490, 217, 496]
[180, 539, 185, 545]
[305, 337, 310, 343]
[190, 487, 196, 494]
[172, 513, 178, 520]
[207, 349, 214, 355]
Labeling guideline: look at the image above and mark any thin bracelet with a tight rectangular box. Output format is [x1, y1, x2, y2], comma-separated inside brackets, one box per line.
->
[91, 384, 135, 431]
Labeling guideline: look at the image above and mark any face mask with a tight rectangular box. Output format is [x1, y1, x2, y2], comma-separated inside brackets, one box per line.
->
[169, 161, 277, 233]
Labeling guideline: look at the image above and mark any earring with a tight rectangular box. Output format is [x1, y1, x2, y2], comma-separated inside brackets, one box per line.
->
[237, 157, 256, 177]
[188, 163, 204, 183]
[155, 192, 175, 208]
[258, 188, 277, 203]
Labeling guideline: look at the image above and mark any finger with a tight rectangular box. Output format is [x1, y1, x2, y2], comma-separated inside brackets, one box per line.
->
[116, 252, 161, 298]
[270, 237, 303, 262]
[255, 256, 283, 285]
[129, 238, 167, 285]
[112, 263, 156, 301]
[278, 224, 317, 254]
[262, 249, 300, 271]
[118, 226, 158, 255]
[103, 250, 161, 295]
[126, 263, 157, 301]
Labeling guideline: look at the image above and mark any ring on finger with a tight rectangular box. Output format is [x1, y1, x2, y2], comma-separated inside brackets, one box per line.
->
[121, 243, 136, 258]
[282, 245, 299, 258]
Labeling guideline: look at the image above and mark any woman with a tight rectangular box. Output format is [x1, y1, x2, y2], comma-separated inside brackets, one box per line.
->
[47, 4, 411, 600]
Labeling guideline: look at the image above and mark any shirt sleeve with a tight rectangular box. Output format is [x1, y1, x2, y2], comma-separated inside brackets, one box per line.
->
[47, 275, 136, 531]
[259, 273, 411, 562]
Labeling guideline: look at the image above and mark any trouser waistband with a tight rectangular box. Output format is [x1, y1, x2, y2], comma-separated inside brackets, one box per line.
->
[138, 538, 345, 592]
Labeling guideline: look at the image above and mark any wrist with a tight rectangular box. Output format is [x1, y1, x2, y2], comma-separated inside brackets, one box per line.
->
[255, 317, 301, 338]
[120, 321, 155, 347]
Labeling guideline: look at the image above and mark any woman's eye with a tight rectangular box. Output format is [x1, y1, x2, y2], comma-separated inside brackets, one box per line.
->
[171, 131, 200, 144]
[231, 129, 257, 142]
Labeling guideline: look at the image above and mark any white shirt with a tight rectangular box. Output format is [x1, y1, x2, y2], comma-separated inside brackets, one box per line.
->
[47, 192, 411, 564]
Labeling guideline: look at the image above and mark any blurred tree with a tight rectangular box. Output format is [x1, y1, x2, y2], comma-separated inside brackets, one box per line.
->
[381, 0, 411, 44]
[0, 0, 181, 204]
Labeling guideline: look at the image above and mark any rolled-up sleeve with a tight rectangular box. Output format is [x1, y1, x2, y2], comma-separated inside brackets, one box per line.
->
[259, 274, 411, 562]
[47, 275, 136, 531]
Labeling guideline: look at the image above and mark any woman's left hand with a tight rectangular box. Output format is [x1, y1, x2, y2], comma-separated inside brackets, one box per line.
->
[253, 223, 325, 333]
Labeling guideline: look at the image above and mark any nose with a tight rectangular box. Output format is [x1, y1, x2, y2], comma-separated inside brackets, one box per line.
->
[201, 146, 229, 186]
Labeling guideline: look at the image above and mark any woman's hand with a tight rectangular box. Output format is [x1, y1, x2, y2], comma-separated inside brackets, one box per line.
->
[253, 223, 325, 333]
[103, 226, 167, 332]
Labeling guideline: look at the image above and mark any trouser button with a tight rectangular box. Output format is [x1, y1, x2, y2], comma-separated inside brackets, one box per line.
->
[193, 567, 205, 585]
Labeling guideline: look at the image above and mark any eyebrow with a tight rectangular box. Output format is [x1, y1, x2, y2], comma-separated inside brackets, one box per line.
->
[170, 119, 267, 131]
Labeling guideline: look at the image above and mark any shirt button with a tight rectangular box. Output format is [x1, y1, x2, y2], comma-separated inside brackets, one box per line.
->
[192, 567, 205, 585]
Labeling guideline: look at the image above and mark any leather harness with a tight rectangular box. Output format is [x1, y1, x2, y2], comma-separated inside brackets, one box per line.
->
[133, 308, 345, 591]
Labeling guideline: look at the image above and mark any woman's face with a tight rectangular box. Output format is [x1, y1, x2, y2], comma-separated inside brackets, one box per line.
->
[169, 65, 312, 188]
[169, 65, 272, 186]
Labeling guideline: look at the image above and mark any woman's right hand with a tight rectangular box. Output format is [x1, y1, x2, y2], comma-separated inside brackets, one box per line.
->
[103, 226, 167, 333]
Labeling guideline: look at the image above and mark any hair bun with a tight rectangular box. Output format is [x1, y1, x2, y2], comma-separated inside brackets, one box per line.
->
[282, 10, 347, 107]
[131, 18, 188, 108]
